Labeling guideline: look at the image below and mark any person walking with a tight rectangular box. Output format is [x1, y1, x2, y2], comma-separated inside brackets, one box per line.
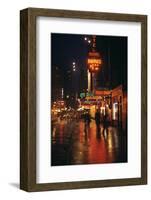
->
[84, 110, 91, 126]
[84, 110, 91, 134]
[103, 113, 108, 134]
[95, 109, 101, 133]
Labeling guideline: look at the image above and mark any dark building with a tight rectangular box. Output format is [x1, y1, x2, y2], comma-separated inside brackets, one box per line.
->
[94, 36, 127, 91]
[63, 67, 78, 108]
[51, 66, 64, 102]
[79, 68, 88, 94]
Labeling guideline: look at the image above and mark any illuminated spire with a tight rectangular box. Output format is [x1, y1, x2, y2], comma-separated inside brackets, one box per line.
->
[92, 35, 96, 52]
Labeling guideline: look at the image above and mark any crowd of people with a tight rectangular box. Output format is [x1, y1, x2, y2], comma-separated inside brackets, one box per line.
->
[52, 107, 109, 135]
[84, 109, 109, 133]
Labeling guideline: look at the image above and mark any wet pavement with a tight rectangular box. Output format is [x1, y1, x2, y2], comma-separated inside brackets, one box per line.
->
[51, 119, 127, 166]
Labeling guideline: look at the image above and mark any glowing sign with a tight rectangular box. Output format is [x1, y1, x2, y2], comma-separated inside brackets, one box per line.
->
[87, 51, 102, 73]
[88, 59, 101, 65]
[80, 92, 94, 98]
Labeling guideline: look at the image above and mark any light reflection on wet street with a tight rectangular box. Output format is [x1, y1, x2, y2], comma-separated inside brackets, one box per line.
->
[51, 119, 127, 166]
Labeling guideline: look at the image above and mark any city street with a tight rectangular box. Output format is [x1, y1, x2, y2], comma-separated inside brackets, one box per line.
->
[51, 34, 128, 166]
[51, 118, 127, 166]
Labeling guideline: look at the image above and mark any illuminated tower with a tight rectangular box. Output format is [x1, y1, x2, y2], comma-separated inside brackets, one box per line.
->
[87, 36, 102, 94]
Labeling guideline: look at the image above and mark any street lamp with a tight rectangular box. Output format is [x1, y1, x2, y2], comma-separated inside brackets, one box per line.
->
[84, 36, 91, 44]
[72, 61, 76, 72]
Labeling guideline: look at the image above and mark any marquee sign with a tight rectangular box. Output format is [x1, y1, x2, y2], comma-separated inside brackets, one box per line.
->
[87, 51, 102, 73]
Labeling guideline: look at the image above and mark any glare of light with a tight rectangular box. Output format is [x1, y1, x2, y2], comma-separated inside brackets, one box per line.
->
[73, 62, 75, 65]
[108, 134, 113, 150]
[101, 107, 105, 115]
[113, 103, 118, 120]
[61, 88, 64, 98]
[77, 107, 84, 111]
[73, 69, 76, 71]
[88, 40, 91, 43]
[84, 37, 87, 41]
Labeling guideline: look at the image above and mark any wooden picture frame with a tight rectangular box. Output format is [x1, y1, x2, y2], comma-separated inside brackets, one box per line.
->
[20, 7, 147, 192]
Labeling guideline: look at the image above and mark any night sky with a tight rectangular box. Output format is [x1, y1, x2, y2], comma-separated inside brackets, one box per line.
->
[51, 33, 127, 94]
[51, 33, 88, 71]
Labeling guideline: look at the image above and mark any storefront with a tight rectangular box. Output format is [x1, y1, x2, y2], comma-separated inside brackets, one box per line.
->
[111, 85, 127, 131]
[79, 85, 127, 131]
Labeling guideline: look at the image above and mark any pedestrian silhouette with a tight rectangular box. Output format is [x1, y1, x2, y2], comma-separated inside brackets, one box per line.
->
[103, 113, 108, 135]
[84, 111, 91, 126]
[84, 111, 91, 134]
[95, 109, 101, 134]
